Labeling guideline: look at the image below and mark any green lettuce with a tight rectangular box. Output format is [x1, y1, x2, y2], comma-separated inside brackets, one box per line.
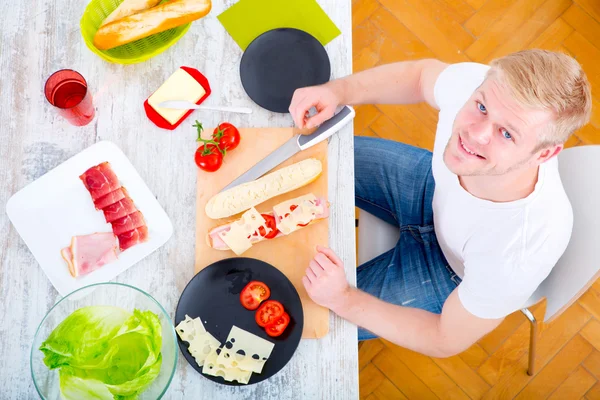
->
[40, 306, 163, 400]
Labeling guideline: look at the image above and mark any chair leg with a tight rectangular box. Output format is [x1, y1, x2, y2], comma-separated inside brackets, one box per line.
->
[521, 308, 538, 376]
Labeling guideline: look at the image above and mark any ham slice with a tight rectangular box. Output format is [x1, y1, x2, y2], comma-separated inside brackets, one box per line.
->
[61, 232, 118, 277]
[79, 162, 120, 200]
[94, 187, 128, 210]
[102, 197, 137, 223]
[111, 211, 146, 235]
[117, 226, 149, 251]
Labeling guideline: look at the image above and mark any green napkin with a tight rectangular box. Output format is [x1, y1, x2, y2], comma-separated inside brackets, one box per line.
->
[217, 0, 342, 50]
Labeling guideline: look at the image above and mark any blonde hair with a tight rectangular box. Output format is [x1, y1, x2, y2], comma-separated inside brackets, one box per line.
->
[487, 49, 592, 151]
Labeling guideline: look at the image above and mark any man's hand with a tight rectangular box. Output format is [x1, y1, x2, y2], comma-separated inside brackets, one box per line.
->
[289, 84, 342, 129]
[302, 245, 352, 312]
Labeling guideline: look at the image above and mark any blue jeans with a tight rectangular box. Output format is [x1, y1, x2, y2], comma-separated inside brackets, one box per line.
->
[355, 136, 462, 341]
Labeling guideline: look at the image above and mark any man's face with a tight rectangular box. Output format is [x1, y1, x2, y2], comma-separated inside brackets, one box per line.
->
[443, 76, 558, 177]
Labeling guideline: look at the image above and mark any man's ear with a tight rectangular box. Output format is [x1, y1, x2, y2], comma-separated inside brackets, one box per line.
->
[536, 144, 563, 163]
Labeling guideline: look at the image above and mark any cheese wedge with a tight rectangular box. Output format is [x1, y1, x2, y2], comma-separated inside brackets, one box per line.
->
[147, 68, 206, 125]
[206, 158, 322, 219]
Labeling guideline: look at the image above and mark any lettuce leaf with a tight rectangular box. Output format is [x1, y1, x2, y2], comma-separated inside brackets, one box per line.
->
[40, 306, 162, 399]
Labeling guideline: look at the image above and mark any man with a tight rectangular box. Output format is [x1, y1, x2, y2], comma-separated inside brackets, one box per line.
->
[289, 50, 592, 358]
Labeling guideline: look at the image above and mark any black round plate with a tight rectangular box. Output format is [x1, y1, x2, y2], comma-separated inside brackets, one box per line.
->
[240, 28, 331, 113]
[174, 257, 304, 386]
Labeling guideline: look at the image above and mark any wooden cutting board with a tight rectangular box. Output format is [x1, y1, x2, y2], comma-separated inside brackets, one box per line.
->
[195, 127, 329, 339]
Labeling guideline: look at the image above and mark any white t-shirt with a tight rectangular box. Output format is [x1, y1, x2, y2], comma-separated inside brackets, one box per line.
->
[431, 62, 574, 319]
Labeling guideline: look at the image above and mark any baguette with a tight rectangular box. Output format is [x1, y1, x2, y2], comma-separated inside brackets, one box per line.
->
[93, 0, 211, 50]
[205, 158, 322, 219]
[100, 0, 162, 27]
[207, 194, 329, 255]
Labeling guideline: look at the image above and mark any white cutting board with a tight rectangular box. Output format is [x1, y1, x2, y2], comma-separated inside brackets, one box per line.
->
[6, 141, 173, 297]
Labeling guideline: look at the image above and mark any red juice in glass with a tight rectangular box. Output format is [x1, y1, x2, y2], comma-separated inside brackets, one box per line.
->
[44, 70, 95, 126]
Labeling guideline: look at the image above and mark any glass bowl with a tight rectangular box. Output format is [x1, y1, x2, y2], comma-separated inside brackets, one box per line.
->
[30, 282, 178, 399]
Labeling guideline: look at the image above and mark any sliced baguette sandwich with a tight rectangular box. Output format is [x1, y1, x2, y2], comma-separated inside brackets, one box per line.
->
[207, 193, 329, 255]
[205, 158, 322, 220]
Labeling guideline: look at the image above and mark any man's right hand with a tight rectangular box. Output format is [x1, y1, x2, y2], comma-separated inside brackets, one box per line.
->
[288, 83, 342, 129]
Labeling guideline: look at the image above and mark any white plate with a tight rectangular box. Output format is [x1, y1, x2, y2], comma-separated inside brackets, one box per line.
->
[6, 141, 174, 297]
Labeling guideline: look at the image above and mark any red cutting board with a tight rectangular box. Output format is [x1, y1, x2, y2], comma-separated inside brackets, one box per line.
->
[195, 127, 330, 339]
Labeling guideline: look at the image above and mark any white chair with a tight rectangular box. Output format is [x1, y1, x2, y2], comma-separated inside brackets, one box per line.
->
[357, 145, 600, 376]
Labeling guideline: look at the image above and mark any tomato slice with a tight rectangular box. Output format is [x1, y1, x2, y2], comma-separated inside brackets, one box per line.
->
[265, 312, 290, 337]
[240, 281, 270, 311]
[255, 214, 278, 239]
[255, 300, 285, 327]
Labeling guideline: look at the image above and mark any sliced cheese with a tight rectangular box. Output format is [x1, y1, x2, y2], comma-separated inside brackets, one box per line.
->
[202, 346, 253, 384]
[272, 193, 318, 220]
[175, 315, 220, 366]
[276, 195, 324, 235]
[205, 158, 322, 219]
[147, 68, 206, 125]
[216, 326, 275, 374]
[218, 208, 268, 255]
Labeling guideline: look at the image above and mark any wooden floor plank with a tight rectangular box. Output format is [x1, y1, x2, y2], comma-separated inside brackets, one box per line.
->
[464, 0, 513, 38]
[359, 339, 385, 371]
[477, 306, 545, 385]
[359, 363, 387, 399]
[581, 320, 600, 351]
[548, 366, 597, 400]
[354, 105, 383, 134]
[442, 0, 476, 24]
[587, 382, 600, 400]
[574, 0, 600, 25]
[368, 379, 409, 400]
[482, 304, 592, 399]
[432, 354, 491, 399]
[484, 0, 571, 63]
[376, 104, 436, 151]
[378, 0, 470, 63]
[353, 39, 382, 73]
[404, 0, 475, 51]
[579, 287, 600, 321]
[459, 342, 489, 370]
[372, 348, 438, 400]
[465, 0, 547, 61]
[514, 335, 593, 399]
[464, 0, 486, 10]
[584, 351, 600, 380]
[353, 20, 383, 56]
[353, 0, 381, 27]
[370, 113, 435, 150]
[562, 4, 600, 50]
[381, 339, 470, 400]
[369, 7, 436, 60]
[574, 124, 600, 145]
[527, 18, 574, 50]
[590, 97, 600, 130]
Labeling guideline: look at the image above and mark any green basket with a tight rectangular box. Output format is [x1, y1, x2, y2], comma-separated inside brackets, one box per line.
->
[80, 0, 191, 64]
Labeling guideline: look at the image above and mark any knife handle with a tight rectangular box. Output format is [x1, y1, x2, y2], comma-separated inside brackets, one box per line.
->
[297, 106, 356, 150]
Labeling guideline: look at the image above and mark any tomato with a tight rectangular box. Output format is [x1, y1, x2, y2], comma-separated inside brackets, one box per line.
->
[213, 123, 241, 152]
[195, 144, 223, 172]
[265, 312, 290, 337]
[240, 281, 270, 310]
[255, 214, 278, 239]
[255, 300, 285, 327]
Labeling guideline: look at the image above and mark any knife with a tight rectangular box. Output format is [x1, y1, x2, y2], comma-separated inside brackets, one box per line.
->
[219, 105, 356, 193]
[157, 100, 253, 114]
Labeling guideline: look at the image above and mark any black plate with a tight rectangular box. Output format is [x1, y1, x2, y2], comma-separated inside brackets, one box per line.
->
[174, 257, 304, 386]
[240, 28, 331, 113]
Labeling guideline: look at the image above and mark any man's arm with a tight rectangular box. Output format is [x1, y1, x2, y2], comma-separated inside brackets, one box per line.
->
[289, 59, 449, 128]
[305, 246, 503, 358]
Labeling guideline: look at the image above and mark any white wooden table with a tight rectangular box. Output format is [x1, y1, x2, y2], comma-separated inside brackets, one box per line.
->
[0, 0, 358, 398]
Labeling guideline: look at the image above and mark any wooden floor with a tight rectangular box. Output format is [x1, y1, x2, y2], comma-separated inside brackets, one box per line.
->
[352, 0, 600, 398]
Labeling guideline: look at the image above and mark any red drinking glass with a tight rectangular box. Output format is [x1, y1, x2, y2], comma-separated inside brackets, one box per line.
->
[44, 69, 95, 126]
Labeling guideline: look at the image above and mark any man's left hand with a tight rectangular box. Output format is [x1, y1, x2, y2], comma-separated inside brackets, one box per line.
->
[302, 245, 352, 313]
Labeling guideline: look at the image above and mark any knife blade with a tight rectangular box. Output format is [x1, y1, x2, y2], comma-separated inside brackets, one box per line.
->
[219, 105, 355, 193]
